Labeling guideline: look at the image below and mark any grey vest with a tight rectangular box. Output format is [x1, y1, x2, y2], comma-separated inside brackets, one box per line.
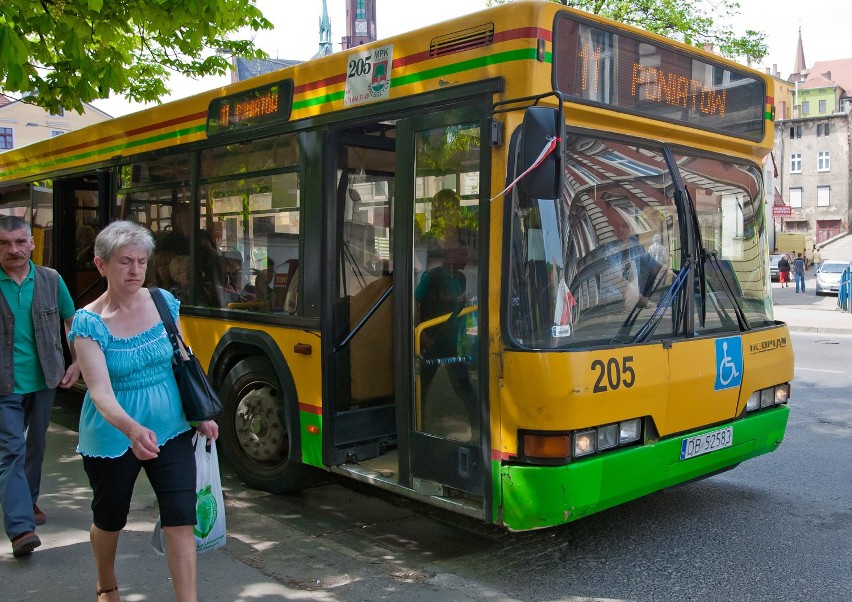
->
[0, 265, 65, 395]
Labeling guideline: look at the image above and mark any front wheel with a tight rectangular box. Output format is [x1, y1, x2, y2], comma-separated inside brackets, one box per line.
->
[218, 356, 313, 493]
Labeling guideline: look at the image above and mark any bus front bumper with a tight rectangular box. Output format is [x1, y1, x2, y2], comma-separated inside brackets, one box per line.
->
[498, 406, 789, 531]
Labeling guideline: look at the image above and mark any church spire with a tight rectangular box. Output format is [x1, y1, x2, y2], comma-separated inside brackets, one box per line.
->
[314, 0, 333, 58]
[792, 26, 806, 80]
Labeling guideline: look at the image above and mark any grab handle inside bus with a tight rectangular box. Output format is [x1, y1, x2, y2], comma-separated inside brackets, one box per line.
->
[518, 105, 563, 201]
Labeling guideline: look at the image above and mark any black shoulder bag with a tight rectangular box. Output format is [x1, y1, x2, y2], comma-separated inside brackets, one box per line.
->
[150, 288, 223, 422]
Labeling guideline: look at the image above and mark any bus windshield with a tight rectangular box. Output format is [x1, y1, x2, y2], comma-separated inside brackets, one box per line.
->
[507, 133, 773, 350]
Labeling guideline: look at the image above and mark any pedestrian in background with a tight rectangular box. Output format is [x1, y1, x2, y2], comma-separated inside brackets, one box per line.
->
[0, 215, 80, 557]
[69, 220, 217, 601]
[793, 252, 807, 293]
[777, 254, 791, 287]
[812, 247, 822, 274]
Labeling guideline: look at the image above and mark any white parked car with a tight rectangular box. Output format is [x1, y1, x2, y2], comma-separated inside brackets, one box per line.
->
[815, 260, 851, 296]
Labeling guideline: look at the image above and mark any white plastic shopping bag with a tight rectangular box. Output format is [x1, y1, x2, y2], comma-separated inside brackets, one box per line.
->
[194, 434, 226, 553]
[150, 434, 226, 554]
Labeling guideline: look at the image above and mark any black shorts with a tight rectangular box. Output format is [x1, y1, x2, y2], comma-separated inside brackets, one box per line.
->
[82, 429, 196, 532]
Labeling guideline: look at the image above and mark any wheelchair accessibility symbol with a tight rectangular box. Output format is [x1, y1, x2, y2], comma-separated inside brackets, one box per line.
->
[714, 336, 743, 391]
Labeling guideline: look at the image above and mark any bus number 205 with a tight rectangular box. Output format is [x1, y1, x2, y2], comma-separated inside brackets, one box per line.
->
[591, 356, 636, 393]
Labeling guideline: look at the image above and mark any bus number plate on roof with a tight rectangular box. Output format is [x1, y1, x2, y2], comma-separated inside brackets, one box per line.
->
[680, 426, 733, 460]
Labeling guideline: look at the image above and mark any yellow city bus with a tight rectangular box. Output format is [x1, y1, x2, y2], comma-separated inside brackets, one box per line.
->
[0, 1, 792, 530]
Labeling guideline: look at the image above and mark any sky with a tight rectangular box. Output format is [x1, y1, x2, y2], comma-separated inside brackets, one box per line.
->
[92, 0, 852, 117]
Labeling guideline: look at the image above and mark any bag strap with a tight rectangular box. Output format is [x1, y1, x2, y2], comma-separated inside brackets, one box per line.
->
[149, 287, 188, 358]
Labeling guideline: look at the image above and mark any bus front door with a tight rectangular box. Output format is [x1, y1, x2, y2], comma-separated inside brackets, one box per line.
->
[406, 108, 486, 501]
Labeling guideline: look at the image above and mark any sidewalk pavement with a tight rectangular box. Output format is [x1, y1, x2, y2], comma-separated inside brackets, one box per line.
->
[770, 280, 852, 335]
[1, 415, 511, 601]
[0, 424, 310, 601]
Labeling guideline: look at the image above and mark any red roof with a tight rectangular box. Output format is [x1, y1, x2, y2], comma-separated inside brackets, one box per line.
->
[800, 75, 836, 90]
[805, 58, 852, 94]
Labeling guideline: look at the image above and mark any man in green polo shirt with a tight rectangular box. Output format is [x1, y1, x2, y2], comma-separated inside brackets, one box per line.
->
[0, 215, 79, 557]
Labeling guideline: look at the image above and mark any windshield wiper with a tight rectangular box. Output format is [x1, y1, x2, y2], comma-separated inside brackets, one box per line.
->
[704, 249, 751, 331]
[631, 256, 693, 343]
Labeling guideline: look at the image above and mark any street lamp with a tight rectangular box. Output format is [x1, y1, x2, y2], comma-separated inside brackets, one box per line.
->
[25, 122, 64, 137]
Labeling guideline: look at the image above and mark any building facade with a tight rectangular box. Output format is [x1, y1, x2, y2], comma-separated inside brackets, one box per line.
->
[0, 97, 110, 152]
[775, 111, 850, 244]
[771, 30, 852, 244]
[341, 0, 376, 50]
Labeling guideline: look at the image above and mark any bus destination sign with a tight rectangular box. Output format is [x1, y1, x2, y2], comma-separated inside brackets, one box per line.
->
[552, 14, 766, 141]
[207, 79, 294, 137]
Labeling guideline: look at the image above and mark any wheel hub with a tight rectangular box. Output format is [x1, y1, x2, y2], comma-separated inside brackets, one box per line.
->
[235, 383, 287, 464]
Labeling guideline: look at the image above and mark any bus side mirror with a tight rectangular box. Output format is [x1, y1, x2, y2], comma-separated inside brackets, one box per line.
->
[518, 106, 563, 200]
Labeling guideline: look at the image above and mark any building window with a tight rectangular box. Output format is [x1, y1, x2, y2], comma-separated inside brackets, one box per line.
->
[49, 108, 65, 117]
[790, 125, 802, 139]
[824, 123, 830, 135]
[0, 127, 12, 150]
[49, 129, 65, 137]
[819, 99, 827, 113]
[802, 101, 810, 115]
[789, 187, 802, 208]
[817, 186, 830, 207]
[790, 153, 802, 173]
[356, 0, 366, 19]
[818, 151, 830, 172]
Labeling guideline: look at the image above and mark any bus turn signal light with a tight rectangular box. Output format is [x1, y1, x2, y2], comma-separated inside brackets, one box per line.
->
[523, 434, 571, 459]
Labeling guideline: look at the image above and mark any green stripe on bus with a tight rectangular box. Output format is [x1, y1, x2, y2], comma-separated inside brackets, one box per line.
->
[292, 90, 346, 110]
[392, 48, 542, 88]
[4, 124, 207, 178]
[299, 411, 324, 468]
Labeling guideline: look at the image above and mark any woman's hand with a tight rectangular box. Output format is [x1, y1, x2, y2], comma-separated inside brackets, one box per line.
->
[197, 420, 219, 440]
[128, 425, 160, 460]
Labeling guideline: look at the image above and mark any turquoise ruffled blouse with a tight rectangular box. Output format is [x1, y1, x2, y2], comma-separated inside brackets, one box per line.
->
[69, 289, 190, 458]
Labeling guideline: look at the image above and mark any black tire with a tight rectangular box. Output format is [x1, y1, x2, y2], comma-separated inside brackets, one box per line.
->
[218, 356, 312, 493]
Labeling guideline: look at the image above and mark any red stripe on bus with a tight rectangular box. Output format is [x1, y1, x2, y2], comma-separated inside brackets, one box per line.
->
[299, 403, 322, 415]
[294, 73, 348, 95]
[491, 449, 515, 461]
[3, 111, 207, 169]
[493, 27, 552, 43]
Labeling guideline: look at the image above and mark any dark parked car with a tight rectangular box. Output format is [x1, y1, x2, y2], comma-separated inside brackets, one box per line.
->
[769, 254, 785, 282]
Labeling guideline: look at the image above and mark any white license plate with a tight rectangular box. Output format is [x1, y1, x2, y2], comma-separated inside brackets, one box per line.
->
[680, 426, 733, 460]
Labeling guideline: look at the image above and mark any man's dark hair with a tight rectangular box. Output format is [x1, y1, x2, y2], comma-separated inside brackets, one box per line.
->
[0, 215, 32, 235]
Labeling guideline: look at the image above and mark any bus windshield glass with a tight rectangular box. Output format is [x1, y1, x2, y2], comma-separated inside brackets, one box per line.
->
[507, 133, 773, 350]
[672, 150, 773, 335]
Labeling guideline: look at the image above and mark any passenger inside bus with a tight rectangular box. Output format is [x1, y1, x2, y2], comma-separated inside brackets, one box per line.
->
[168, 255, 190, 303]
[156, 203, 222, 307]
[599, 217, 665, 312]
[151, 248, 176, 290]
[415, 237, 478, 440]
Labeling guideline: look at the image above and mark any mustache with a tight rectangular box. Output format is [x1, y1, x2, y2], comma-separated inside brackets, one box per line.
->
[5, 253, 27, 259]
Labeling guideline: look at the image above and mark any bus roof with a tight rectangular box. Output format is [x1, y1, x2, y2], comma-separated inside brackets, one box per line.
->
[0, 1, 773, 183]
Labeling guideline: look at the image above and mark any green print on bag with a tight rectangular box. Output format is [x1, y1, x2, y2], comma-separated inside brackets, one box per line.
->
[194, 485, 218, 538]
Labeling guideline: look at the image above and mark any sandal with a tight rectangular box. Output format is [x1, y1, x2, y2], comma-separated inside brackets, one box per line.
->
[96, 585, 118, 599]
